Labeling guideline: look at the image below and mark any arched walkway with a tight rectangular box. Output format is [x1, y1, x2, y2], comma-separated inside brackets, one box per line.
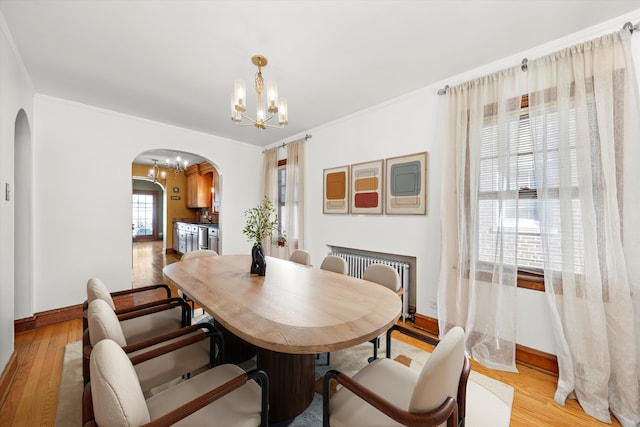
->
[14, 109, 33, 319]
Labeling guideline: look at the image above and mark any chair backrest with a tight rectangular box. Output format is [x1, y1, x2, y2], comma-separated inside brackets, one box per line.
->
[86, 277, 116, 310]
[88, 298, 128, 347]
[90, 339, 151, 426]
[181, 249, 218, 261]
[409, 326, 465, 414]
[289, 249, 311, 266]
[319, 255, 348, 275]
[362, 264, 401, 293]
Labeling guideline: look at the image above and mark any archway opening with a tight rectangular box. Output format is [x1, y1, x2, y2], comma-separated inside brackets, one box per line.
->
[131, 149, 221, 288]
[14, 109, 33, 320]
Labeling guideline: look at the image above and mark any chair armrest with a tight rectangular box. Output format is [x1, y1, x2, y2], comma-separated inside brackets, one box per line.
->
[114, 297, 185, 316]
[458, 355, 471, 423]
[122, 323, 222, 367]
[322, 369, 458, 427]
[83, 324, 223, 385]
[140, 369, 269, 427]
[116, 298, 191, 327]
[385, 324, 439, 357]
[82, 284, 172, 312]
[110, 283, 172, 299]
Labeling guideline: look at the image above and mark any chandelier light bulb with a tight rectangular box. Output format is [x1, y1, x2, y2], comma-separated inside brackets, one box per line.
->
[267, 82, 278, 113]
[230, 94, 242, 122]
[234, 79, 246, 112]
[278, 98, 288, 125]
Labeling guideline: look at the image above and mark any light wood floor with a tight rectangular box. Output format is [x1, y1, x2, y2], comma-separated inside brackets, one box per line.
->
[0, 241, 621, 426]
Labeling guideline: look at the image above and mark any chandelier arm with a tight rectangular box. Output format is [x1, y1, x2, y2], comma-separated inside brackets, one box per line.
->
[240, 113, 258, 124]
[262, 123, 285, 129]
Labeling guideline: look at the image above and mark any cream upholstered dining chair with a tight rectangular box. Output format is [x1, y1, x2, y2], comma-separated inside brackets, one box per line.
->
[84, 338, 269, 427]
[362, 263, 403, 361]
[85, 276, 172, 307]
[180, 250, 218, 312]
[320, 255, 348, 275]
[317, 255, 349, 365]
[289, 249, 311, 266]
[362, 263, 403, 295]
[84, 298, 222, 391]
[323, 326, 470, 427]
[85, 277, 191, 344]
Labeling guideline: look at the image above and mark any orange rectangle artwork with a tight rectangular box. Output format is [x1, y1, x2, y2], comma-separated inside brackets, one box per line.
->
[354, 177, 378, 192]
[326, 172, 347, 199]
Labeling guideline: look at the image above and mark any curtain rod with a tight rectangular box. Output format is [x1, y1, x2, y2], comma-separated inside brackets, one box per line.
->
[437, 20, 640, 95]
[262, 134, 312, 153]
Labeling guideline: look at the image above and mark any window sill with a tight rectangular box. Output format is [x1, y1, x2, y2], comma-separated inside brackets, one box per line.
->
[518, 273, 545, 291]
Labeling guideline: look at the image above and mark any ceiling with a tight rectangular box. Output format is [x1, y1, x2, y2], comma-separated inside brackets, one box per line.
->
[2, 1, 640, 154]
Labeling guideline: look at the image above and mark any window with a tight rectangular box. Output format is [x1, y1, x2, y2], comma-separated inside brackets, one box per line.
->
[478, 94, 584, 291]
[276, 159, 287, 244]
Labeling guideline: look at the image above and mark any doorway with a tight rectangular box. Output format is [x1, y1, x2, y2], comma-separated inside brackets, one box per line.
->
[132, 190, 159, 241]
[14, 109, 33, 320]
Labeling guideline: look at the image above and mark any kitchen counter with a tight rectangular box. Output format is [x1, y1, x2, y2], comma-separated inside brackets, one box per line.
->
[173, 221, 219, 254]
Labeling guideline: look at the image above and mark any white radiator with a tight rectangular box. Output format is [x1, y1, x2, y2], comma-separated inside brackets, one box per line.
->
[329, 251, 410, 320]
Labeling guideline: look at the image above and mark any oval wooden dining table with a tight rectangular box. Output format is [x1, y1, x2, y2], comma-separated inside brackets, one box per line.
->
[163, 254, 402, 423]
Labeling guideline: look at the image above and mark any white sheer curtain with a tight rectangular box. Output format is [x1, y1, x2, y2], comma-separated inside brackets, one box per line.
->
[284, 139, 305, 258]
[261, 147, 278, 256]
[528, 30, 640, 425]
[438, 67, 526, 372]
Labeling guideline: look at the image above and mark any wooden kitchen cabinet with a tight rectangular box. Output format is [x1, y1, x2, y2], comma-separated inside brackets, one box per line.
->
[185, 163, 213, 208]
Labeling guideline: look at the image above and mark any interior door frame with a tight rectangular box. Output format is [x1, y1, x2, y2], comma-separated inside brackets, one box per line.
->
[132, 189, 159, 241]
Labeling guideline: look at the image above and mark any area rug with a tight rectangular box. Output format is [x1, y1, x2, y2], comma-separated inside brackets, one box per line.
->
[56, 337, 513, 426]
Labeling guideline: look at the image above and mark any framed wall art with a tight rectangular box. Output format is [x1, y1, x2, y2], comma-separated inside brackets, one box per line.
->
[384, 152, 428, 215]
[323, 165, 350, 214]
[350, 159, 384, 214]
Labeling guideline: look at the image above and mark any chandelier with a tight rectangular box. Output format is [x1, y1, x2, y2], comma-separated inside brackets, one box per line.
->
[166, 154, 188, 175]
[231, 55, 288, 130]
[148, 159, 166, 183]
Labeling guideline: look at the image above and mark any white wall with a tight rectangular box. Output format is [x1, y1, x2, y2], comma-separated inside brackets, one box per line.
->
[31, 96, 262, 312]
[298, 9, 640, 355]
[0, 12, 35, 371]
[304, 88, 445, 315]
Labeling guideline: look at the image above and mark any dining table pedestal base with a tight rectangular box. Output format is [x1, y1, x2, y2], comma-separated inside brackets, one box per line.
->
[256, 348, 315, 423]
[214, 322, 257, 364]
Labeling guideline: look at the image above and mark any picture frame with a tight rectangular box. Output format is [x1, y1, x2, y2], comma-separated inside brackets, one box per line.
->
[173, 187, 180, 193]
[350, 159, 384, 215]
[323, 165, 350, 214]
[384, 152, 428, 215]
